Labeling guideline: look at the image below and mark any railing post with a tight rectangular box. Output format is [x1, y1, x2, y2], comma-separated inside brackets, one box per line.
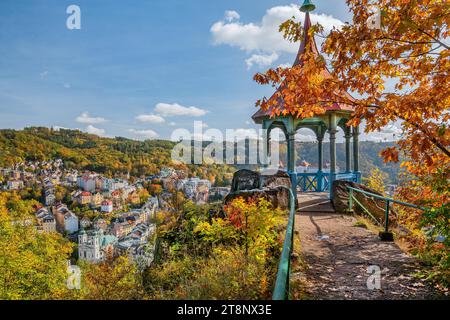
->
[380, 199, 394, 241]
[317, 171, 323, 192]
[384, 200, 390, 233]
[348, 188, 353, 213]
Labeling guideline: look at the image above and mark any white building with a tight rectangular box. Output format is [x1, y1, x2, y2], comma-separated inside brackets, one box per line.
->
[77, 174, 98, 192]
[54, 204, 79, 234]
[101, 200, 113, 213]
[64, 212, 79, 234]
[78, 229, 117, 263]
[45, 189, 56, 206]
[102, 178, 128, 192]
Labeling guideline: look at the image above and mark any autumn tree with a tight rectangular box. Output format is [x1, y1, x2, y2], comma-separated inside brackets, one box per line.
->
[0, 192, 74, 300]
[363, 168, 387, 194]
[254, 0, 449, 205]
[79, 256, 145, 300]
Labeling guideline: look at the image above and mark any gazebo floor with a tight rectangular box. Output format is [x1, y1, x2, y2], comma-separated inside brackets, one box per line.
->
[297, 192, 335, 213]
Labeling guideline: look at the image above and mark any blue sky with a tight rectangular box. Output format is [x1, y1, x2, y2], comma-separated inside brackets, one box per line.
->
[1, 0, 398, 142]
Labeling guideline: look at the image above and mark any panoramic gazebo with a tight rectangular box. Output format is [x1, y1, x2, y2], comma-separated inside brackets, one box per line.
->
[252, 0, 361, 199]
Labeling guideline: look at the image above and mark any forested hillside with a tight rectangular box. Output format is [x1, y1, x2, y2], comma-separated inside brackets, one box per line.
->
[0, 127, 400, 183]
[0, 127, 235, 184]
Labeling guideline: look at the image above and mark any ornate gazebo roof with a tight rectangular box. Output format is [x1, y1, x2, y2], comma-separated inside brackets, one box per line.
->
[252, 2, 355, 124]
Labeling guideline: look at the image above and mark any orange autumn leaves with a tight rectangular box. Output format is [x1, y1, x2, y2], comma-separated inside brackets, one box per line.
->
[254, 0, 449, 205]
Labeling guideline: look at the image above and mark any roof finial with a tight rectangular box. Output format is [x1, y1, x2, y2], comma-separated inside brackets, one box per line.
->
[300, 0, 316, 12]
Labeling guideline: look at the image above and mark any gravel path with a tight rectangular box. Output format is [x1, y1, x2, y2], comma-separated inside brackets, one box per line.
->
[294, 211, 444, 300]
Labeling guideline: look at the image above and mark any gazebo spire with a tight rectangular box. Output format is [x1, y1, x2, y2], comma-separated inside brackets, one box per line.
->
[300, 0, 316, 13]
[293, 0, 320, 66]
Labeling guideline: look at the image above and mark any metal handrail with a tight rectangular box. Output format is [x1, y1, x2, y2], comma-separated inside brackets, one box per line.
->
[272, 186, 296, 300]
[347, 186, 427, 235]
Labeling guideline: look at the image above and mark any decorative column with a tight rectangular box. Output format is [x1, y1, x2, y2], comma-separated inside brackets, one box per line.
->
[317, 134, 324, 191]
[287, 132, 296, 173]
[318, 136, 324, 172]
[353, 125, 361, 182]
[261, 121, 271, 168]
[345, 128, 352, 173]
[287, 131, 297, 195]
[329, 114, 337, 199]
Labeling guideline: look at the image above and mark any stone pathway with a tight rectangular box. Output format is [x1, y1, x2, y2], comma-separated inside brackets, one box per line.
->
[293, 204, 445, 300]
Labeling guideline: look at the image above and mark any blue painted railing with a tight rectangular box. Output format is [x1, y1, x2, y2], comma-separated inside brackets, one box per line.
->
[296, 171, 360, 192]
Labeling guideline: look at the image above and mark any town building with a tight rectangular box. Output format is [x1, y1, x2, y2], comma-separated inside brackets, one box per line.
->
[177, 178, 211, 204]
[78, 229, 117, 263]
[102, 178, 128, 192]
[80, 217, 92, 229]
[101, 200, 113, 213]
[41, 215, 57, 233]
[44, 189, 56, 206]
[34, 207, 57, 233]
[79, 191, 92, 205]
[7, 180, 24, 190]
[93, 217, 108, 231]
[90, 192, 104, 207]
[77, 173, 98, 192]
[54, 204, 79, 234]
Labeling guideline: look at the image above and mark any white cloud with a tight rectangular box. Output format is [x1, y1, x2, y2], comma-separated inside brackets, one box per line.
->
[295, 130, 317, 142]
[136, 114, 165, 124]
[169, 122, 177, 126]
[227, 128, 260, 141]
[245, 53, 279, 69]
[211, 5, 343, 55]
[128, 129, 159, 140]
[76, 112, 107, 124]
[224, 10, 240, 22]
[364, 125, 403, 142]
[85, 125, 105, 136]
[154, 103, 208, 117]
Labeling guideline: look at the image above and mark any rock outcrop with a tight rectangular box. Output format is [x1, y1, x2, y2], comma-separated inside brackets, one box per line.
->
[225, 170, 294, 210]
[332, 180, 394, 224]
